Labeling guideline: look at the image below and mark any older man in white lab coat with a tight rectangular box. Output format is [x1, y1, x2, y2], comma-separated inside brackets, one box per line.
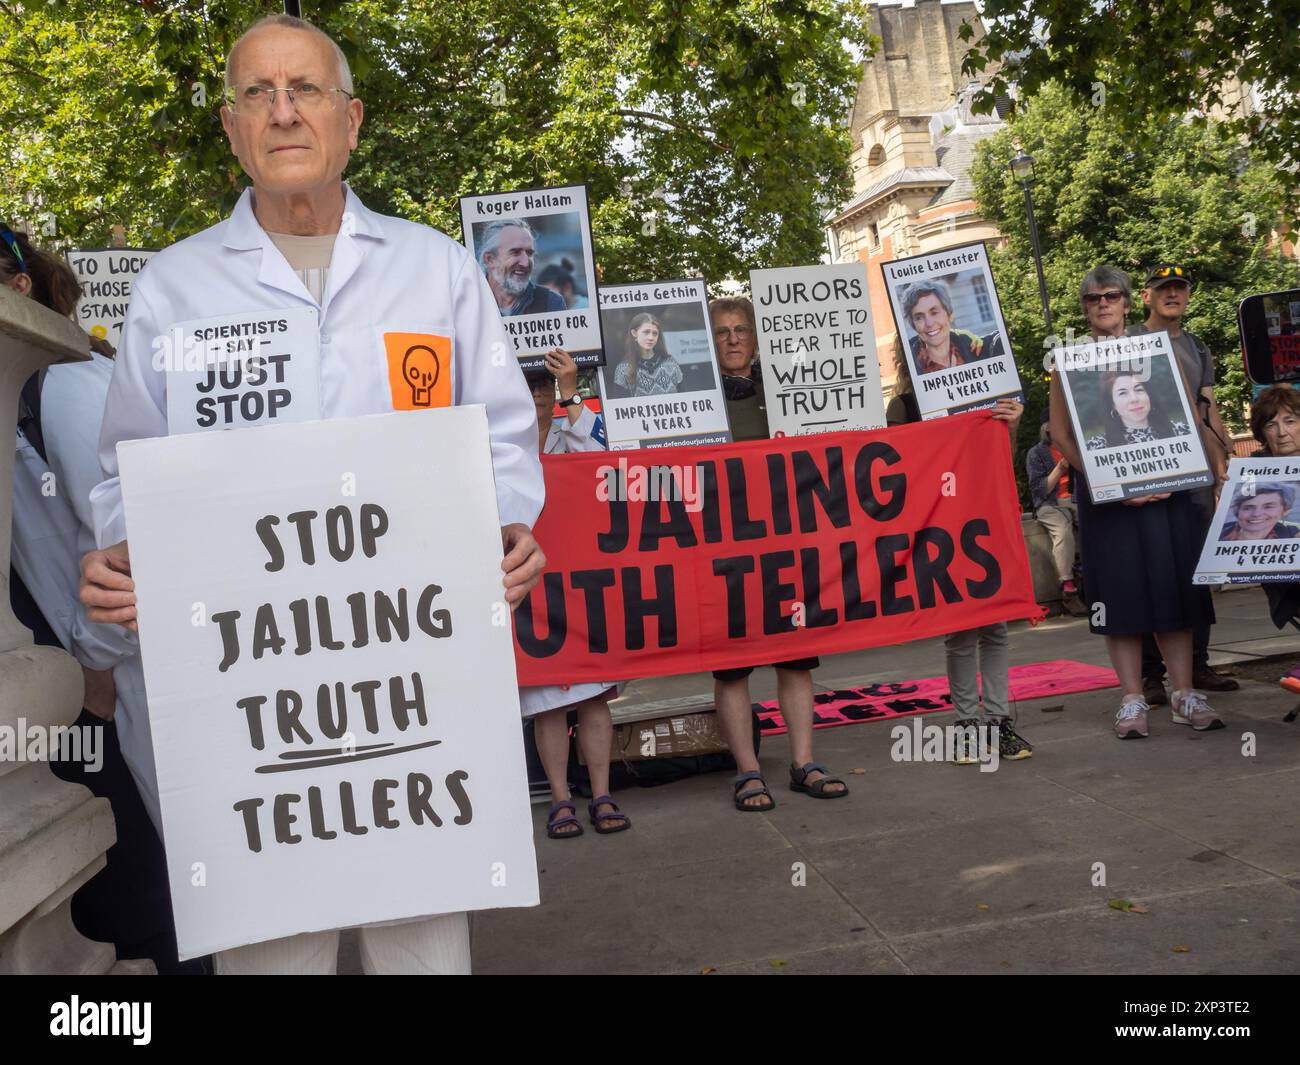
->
[78, 13, 546, 975]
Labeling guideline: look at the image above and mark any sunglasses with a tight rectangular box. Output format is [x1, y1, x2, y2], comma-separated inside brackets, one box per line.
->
[1152, 266, 1186, 278]
[0, 228, 28, 274]
[1083, 290, 1126, 306]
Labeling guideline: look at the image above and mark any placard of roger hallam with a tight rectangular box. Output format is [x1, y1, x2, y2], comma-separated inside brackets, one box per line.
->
[458, 184, 604, 370]
[1057, 330, 1213, 504]
[117, 407, 539, 959]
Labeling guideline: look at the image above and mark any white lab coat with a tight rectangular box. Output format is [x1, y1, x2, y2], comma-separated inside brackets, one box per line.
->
[88, 184, 545, 829]
[519, 404, 623, 717]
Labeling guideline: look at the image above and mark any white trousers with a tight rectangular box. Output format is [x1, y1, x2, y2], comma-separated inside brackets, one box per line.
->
[213, 912, 471, 974]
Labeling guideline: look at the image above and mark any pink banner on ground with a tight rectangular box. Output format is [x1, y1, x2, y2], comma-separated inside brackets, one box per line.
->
[756, 659, 1118, 735]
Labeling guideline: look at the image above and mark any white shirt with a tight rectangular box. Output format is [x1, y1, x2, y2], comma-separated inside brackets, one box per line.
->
[91, 183, 543, 546]
[12, 353, 138, 671]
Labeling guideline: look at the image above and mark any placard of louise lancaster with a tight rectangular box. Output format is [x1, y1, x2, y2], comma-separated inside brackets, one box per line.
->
[117, 406, 538, 959]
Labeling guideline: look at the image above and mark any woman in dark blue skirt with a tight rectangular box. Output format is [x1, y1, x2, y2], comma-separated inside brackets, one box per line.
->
[1050, 266, 1222, 740]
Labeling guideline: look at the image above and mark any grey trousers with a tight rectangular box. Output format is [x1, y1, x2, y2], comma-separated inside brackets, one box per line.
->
[1035, 502, 1078, 583]
[944, 623, 1010, 721]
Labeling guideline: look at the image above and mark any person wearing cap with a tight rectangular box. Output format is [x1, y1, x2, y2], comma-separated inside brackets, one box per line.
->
[1127, 264, 1239, 701]
[705, 295, 849, 810]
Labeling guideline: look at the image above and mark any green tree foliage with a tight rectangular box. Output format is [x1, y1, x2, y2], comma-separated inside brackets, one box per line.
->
[969, 83, 1299, 477]
[959, 1, 1300, 210]
[0, 0, 872, 285]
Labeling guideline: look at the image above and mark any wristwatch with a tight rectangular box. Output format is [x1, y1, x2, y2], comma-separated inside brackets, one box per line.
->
[557, 394, 583, 409]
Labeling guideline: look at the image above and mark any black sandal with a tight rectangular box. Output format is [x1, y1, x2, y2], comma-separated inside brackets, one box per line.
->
[733, 771, 775, 812]
[588, 794, 631, 834]
[789, 761, 848, 799]
[546, 799, 584, 839]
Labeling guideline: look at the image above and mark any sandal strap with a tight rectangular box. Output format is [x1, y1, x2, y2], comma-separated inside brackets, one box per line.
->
[736, 784, 772, 802]
[548, 800, 576, 818]
[791, 761, 827, 783]
[733, 771, 763, 790]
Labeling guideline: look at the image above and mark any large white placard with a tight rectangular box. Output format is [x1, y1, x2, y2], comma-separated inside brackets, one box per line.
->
[1195, 457, 1300, 584]
[65, 247, 157, 346]
[162, 307, 322, 435]
[594, 279, 732, 450]
[118, 407, 539, 958]
[749, 263, 884, 436]
[880, 241, 1022, 419]
[1057, 330, 1213, 503]
[458, 184, 603, 369]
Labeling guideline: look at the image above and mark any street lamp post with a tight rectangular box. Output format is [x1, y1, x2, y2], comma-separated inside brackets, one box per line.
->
[1010, 148, 1053, 335]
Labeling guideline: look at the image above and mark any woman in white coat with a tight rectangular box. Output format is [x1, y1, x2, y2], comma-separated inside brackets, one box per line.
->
[520, 349, 630, 838]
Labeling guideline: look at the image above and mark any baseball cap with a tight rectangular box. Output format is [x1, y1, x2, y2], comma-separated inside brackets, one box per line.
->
[1144, 264, 1192, 288]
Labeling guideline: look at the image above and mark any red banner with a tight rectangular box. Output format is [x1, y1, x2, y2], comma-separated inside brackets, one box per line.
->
[513, 412, 1037, 685]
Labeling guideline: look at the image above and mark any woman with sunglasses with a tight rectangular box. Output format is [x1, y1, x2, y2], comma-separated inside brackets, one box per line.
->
[2, 223, 203, 971]
[1049, 265, 1221, 740]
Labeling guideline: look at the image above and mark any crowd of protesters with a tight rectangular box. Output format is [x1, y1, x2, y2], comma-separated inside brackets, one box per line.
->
[4, 11, 1293, 979]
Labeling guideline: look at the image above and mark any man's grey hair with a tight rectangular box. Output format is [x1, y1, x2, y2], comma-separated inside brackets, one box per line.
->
[1079, 265, 1132, 312]
[224, 14, 354, 94]
[1231, 481, 1298, 515]
[477, 219, 537, 271]
[902, 280, 954, 322]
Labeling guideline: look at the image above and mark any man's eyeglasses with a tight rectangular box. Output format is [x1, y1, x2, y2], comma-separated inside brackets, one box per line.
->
[224, 84, 353, 113]
[713, 325, 753, 340]
[0, 228, 28, 274]
[1082, 290, 1125, 306]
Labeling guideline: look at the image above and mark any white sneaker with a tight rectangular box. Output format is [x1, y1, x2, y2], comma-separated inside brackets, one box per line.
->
[1114, 695, 1149, 739]
[1171, 689, 1224, 731]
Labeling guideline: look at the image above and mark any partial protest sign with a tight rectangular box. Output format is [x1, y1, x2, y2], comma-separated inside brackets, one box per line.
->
[594, 278, 732, 450]
[749, 262, 885, 436]
[162, 307, 322, 435]
[1057, 330, 1212, 503]
[1194, 457, 1300, 584]
[512, 412, 1036, 684]
[65, 247, 157, 346]
[458, 184, 603, 370]
[881, 242, 1021, 418]
[118, 407, 539, 959]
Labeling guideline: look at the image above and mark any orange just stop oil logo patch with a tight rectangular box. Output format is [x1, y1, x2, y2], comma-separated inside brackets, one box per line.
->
[384, 332, 452, 410]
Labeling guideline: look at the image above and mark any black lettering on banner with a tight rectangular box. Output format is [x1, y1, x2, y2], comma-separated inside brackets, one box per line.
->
[724, 458, 767, 540]
[622, 565, 677, 650]
[597, 492, 629, 553]
[447, 769, 473, 826]
[514, 573, 568, 657]
[911, 527, 962, 608]
[797, 547, 839, 627]
[793, 448, 850, 532]
[256, 515, 286, 572]
[638, 489, 698, 551]
[317, 682, 347, 739]
[571, 569, 616, 653]
[765, 453, 793, 535]
[700, 462, 723, 543]
[874, 533, 914, 615]
[760, 550, 798, 635]
[853, 442, 906, 520]
[837, 541, 878, 621]
[960, 518, 1002, 598]
[712, 555, 755, 638]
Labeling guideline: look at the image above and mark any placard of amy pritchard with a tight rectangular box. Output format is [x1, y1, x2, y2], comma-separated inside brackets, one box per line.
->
[118, 407, 538, 959]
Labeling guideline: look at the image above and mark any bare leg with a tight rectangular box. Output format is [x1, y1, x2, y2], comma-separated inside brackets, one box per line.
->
[715, 675, 768, 807]
[1104, 634, 1145, 696]
[778, 668, 844, 794]
[1153, 629, 1194, 692]
[575, 694, 627, 828]
[533, 707, 580, 836]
